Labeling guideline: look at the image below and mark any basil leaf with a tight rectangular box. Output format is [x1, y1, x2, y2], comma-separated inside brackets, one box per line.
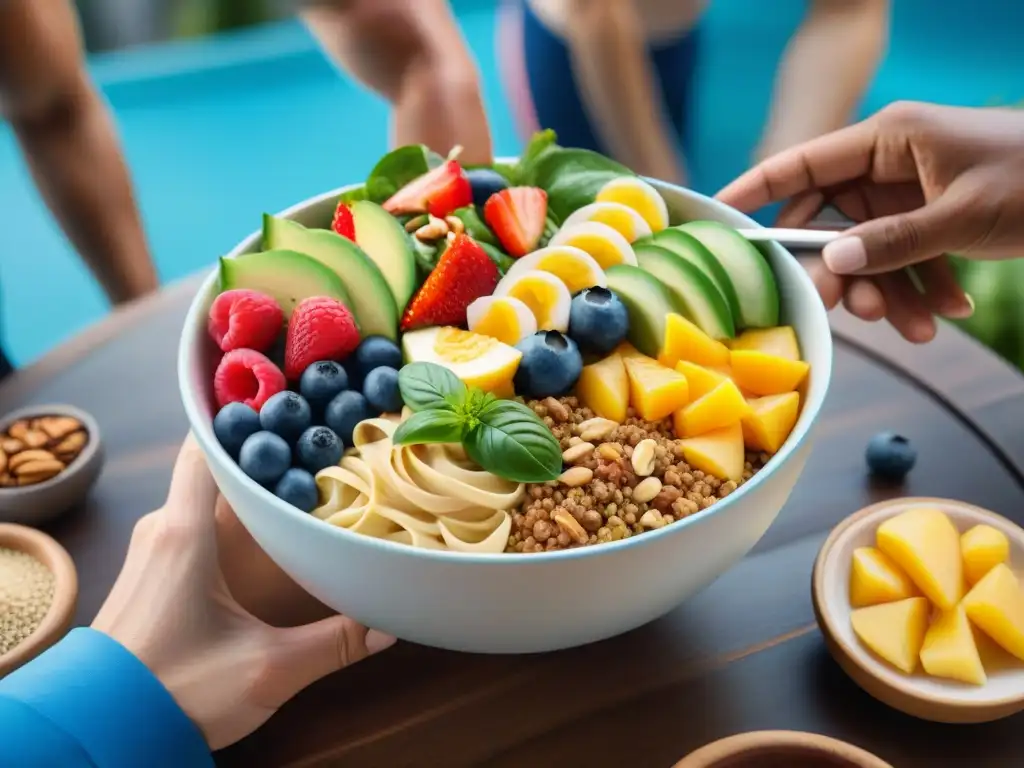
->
[364, 145, 435, 203]
[399, 362, 467, 412]
[393, 409, 465, 446]
[451, 206, 498, 246]
[528, 147, 635, 222]
[464, 399, 562, 483]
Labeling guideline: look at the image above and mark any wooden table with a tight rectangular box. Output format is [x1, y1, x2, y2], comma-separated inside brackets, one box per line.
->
[4, 273, 1024, 767]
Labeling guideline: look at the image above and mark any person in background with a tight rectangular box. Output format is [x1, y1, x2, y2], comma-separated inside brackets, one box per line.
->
[0, 1, 159, 375]
[498, 0, 890, 187]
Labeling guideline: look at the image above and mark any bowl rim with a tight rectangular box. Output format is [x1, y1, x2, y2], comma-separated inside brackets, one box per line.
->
[178, 172, 834, 564]
[0, 404, 101, 498]
[672, 730, 892, 767]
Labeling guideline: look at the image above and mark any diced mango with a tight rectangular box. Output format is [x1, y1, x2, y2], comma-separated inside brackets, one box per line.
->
[491, 379, 515, 399]
[674, 361, 730, 401]
[622, 355, 689, 422]
[730, 326, 801, 361]
[919, 605, 987, 685]
[576, 353, 629, 423]
[962, 563, 1024, 661]
[876, 507, 964, 611]
[729, 350, 810, 396]
[673, 380, 751, 438]
[961, 524, 1010, 585]
[678, 422, 744, 482]
[849, 546, 920, 608]
[614, 341, 647, 360]
[850, 597, 930, 674]
[658, 313, 731, 369]
[741, 392, 800, 454]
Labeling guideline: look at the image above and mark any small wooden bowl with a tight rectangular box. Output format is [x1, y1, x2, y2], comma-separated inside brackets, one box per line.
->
[673, 730, 892, 767]
[0, 523, 78, 677]
[813, 497, 1024, 724]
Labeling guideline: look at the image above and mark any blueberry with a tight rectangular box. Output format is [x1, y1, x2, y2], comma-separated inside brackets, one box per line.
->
[466, 168, 509, 210]
[259, 391, 312, 442]
[363, 366, 403, 414]
[238, 431, 291, 486]
[324, 390, 375, 447]
[273, 468, 319, 513]
[299, 361, 348, 416]
[866, 432, 917, 480]
[513, 331, 583, 398]
[296, 426, 343, 474]
[213, 402, 261, 457]
[351, 336, 403, 386]
[568, 287, 629, 356]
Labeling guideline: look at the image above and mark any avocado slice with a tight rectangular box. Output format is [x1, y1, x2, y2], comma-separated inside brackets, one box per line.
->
[648, 229, 741, 324]
[605, 264, 688, 358]
[262, 214, 399, 340]
[676, 221, 780, 329]
[633, 243, 735, 340]
[348, 200, 417, 311]
[219, 250, 352, 319]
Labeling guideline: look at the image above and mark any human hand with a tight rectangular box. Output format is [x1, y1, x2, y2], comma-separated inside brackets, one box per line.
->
[718, 102, 1024, 342]
[91, 435, 395, 750]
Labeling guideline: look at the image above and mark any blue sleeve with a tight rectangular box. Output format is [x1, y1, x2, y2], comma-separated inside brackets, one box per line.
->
[0, 628, 214, 768]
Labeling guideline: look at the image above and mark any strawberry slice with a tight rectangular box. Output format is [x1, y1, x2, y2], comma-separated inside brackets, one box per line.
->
[483, 187, 548, 257]
[383, 160, 472, 218]
[401, 234, 499, 331]
[331, 201, 356, 240]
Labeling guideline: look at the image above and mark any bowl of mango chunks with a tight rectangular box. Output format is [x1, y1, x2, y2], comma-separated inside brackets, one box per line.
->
[813, 497, 1024, 723]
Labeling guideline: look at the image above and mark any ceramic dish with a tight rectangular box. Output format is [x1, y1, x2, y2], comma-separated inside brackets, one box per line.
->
[673, 730, 892, 768]
[0, 523, 78, 677]
[0, 404, 104, 526]
[813, 497, 1024, 723]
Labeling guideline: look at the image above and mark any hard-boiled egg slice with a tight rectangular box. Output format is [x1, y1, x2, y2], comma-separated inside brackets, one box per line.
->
[560, 202, 652, 243]
[493, 269, 572, 332]
[466, 296, 537, 345]
[549, 222, 637, 269]
[596, 177, 669, 232]
[504, 245, 606, 294]
[401, 326, 522, 395]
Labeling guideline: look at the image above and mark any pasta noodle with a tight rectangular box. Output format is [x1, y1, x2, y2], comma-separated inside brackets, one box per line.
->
[312, 416, 525, 553]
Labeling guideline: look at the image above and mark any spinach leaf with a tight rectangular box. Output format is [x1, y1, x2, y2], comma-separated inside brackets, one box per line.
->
[528, 147, 635, 222]
[518, 129, 559, 179]
[336, 186, 368, 204]
[398, 362, 467, 412]
[451, 206, 498, 246]
[364, 145, 438, 203]
[393, 409, 465, 446]
[477, 242, 515, 275]
[490, 162, 522, 186]
[463, 399, 562, 483]
[412, 238, 440, 282]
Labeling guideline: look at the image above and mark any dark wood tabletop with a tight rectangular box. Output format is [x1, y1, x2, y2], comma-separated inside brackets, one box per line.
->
[3, 272, 1024, 768]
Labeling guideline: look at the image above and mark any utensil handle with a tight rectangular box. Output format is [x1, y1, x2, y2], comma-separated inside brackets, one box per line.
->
[737, 228, 844, 249]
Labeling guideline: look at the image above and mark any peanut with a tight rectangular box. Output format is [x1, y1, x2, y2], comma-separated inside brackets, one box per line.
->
[1, 439, 23, 454]
[22, 430, 49, 449]
[37, 416, 82, 441]
[54, 431, 87, 459]
[7, 421, 29, 441]
[9, 450, 59, 472]
[561, 442, 594, 464]
[542, 396, 569, 422]
[597, 442, 621, 460]
[13, 459, 64, 484]
[639, 509, 666, 529]
[444, 215, 465, 235]
[558, 466, 594, 487]
[633, 476, 663, 503]
[579, 417, 617, 442]
[631, 438, 657, 476]
[553, 511, 589, 544]
[414, 215, 449, 242]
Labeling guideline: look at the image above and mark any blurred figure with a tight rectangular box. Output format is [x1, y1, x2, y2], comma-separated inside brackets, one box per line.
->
[498, 0, 889, 186]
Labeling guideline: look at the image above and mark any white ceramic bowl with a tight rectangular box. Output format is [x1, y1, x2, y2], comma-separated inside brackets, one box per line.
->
[178, 175, 833, 653]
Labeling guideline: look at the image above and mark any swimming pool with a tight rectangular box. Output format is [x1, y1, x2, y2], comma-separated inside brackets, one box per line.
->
[1, 0, 1020, 366]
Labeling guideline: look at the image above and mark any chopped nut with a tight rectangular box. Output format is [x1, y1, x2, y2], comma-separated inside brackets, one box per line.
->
[413, 214, 449, 242]
[579, 417, 617, 442]
[444, 215, 465, 235]
[37, 416, 82, 441]
[561, 442, 594, 464]
[8, 450, 58, 472]
[558, 466, 594, 487]
[597, 442, 621, 460]
[631, 438, 657, 476]
[12, 459, 64, 485]
[639, 510, 665, 529]
[542, 397, 569, 422]
[553, 511, 588, 544]
[632, 476, 663, 503]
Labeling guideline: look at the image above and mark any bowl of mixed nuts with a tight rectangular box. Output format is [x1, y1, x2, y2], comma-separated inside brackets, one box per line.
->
[0, 404, 103, 525]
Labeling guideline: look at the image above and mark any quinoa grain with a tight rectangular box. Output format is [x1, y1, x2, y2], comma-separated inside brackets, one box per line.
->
[0, 548, 55, 654]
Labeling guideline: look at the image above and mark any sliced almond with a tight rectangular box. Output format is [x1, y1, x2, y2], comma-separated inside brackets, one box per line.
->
[1, 438, 23, 454]
[22, 429, 49, 449]
[9, 449, 59, 472]
[38, 416, 83, 441]
[553, 511, 589, 545]
[7, 421, 30, 441]
[54, 430, 87, 458]
[13, 458, 64, 484]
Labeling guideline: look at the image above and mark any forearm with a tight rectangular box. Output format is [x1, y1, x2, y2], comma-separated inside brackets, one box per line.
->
[758, 0, 889, 159]
[13, 82, 156, 305]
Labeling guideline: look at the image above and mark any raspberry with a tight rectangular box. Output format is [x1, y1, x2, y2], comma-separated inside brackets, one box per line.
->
[208, 289, 283, 353]
[214, 349, 286, 411]
[284, 297, 361, 380]
[331, 201, 356, 240]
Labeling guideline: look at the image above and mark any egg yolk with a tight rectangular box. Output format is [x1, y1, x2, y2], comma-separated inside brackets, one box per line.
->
[561, 233, 626, 269]
[506, 278, 561, 329]
[433, 327, 500, 363]
[472, 302, 522, 346]
[587, 207, 639, 241]
[534, 253, 594, 294]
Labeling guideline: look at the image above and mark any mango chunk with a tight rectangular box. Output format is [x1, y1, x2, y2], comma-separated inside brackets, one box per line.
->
[962, 563, 1024, 661]
[741, 392, 800, 454]
[614, 341, 647, 360]
[850, 597, 930, 674]
[730, 325, 801, 361]
[576, 353, 629, 423]
[678, 422, 744, 482]
[919, 605, 987, 685]
[658, 313, 731, 369]
[849, 546, 920, 608]
[961, 524, 1010, 585]
[623, 355, 689, 422]
[876, 507, 964, 611]
[729, 350, 809, 396]
[674, 361, 730, 401]
[673, 380, 751, 438]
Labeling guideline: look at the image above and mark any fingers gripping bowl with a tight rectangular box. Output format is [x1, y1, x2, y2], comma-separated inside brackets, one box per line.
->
[178, 141, 833, 653]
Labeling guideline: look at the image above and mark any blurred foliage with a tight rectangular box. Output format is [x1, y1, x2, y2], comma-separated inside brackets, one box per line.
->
[172, 0, 277, 37]
[949, 257, 1024, 371]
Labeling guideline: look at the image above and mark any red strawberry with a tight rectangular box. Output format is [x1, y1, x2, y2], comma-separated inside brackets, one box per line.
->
[383, 160, 472, 218]
[284, 296, 361, 380]
[214, 348, 286, 410]
[401, 234, 499, 331]
[483, 187, 548, 257]
[208, 289, 283, 353]
[331, 201, 356, 240]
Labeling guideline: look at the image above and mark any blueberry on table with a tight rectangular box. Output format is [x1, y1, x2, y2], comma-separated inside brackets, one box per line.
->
[324, 390, 375, 447]
[866, 432, 917, 480]
[513, 331, 583, 399]
[273, 468, 319, 513]
[296, 426, 343, 474]
[568, 287, 629, 355]
[299, 360, 349, 415]
[213, 402, 261, 457]
[351, 336, 403, 383]
[466, 168, 509, 210]
[363, 366, 403, 414]
[259, 391, 312, 442]
[238, 431, 291, 486]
